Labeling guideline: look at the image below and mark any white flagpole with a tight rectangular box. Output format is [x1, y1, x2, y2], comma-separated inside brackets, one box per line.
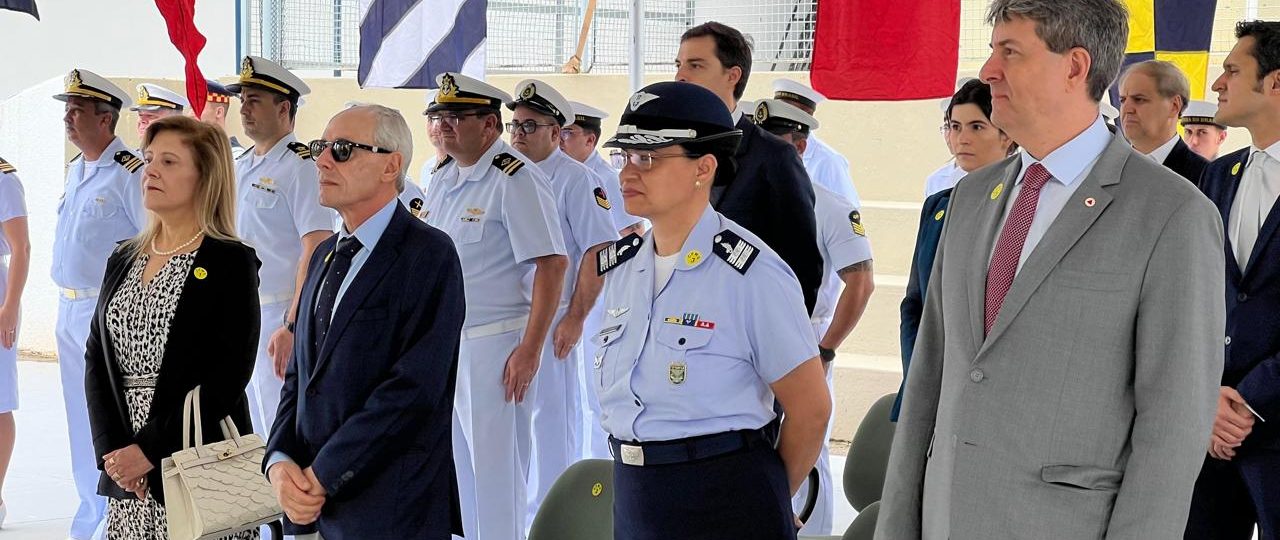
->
[629, 0, 644, 92]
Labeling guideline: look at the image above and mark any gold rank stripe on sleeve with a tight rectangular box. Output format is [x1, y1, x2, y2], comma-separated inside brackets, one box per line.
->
[598, 233, 644, 276]
[287, 141, 312, 159]
[492, 153, 526, 176]
[711, 229, 759, 274]
[113, 150, 144, 173]
[849, 210, 867, 237]
[0, 158, 14, 174]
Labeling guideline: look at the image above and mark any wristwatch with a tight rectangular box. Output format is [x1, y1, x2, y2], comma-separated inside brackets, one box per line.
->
[282, 315, 296, 333]
[819, 346, 836, 364]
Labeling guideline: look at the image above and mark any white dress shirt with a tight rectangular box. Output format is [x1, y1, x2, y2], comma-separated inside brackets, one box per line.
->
[1143, 133, 1181, 165]
[1229, 140, 1280, 270]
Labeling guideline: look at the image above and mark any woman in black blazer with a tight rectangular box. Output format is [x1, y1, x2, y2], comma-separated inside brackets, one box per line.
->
[84, 116, 261, 539]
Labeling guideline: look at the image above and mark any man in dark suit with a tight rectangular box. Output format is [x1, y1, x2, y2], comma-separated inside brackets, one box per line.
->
[1186, 21, 1280, 540]
[675, 21, 822, 313]
[1118, 59, 1209, 184]
[265, 104, 466, 539]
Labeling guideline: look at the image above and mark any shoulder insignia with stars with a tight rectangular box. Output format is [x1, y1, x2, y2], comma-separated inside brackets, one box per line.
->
[114, 150, 144, 173]
[287, 142, 312, 160]
[433, 155, 455, 173]
[598, 233, 644, 276]
[711, 229, 760, 274]
[492, 152, 526, 176]
[0, 157, 14, 175]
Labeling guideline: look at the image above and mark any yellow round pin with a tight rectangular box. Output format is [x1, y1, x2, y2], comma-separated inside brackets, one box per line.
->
[685, 250, 702, 266]
[934, 209, 945, 221]
[194, 267, 208, 280]
[1233, 162, 1242, 176]
[591, 482, 604, 497]
[990, 183, 1004, 200]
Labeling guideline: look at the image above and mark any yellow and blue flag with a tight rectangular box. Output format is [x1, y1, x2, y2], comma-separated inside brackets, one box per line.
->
[1113, 0, 1218, 102]
[0, 0, 39, 20]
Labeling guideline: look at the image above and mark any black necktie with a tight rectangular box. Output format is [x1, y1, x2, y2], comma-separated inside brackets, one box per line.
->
[314, 236, 363, 350]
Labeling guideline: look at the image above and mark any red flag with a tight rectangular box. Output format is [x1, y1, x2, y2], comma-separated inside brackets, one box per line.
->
[155, 0, 207, 117]
[811, 0, 960, 101]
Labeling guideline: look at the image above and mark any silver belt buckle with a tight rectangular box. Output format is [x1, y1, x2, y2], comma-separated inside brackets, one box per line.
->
[620, 443, 645, 466]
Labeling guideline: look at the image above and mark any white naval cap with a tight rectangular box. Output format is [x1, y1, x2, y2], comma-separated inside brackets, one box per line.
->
[131, 83, 190, 112]
[1101, 100, 1119, 122]
[53, 68, 132, 110]
[1181, 100, 1224, 128]
[508, 79, 575, 126]
[771, 79, 826, 110]
[570, 101, 608, 122]
[752, 98, 819, 134]
[426, 72, 511, 113]
[226, 55, 311, 98]
[939, 76, 980, 112]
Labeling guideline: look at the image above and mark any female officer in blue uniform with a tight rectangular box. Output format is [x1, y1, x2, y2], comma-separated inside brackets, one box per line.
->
[593, 81, 831, 539]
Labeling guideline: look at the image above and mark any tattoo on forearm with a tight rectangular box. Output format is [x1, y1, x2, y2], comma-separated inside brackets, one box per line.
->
[837, 260, 873, 276]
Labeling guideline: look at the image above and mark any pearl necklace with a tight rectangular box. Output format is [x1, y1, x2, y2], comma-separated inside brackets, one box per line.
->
[151, 231, 204, 257]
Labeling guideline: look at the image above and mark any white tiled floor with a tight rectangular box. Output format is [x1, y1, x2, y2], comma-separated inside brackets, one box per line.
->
[0, 361, 860, 539]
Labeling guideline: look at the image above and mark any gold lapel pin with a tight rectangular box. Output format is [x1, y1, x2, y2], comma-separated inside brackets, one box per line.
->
[194, 267, 208, 280]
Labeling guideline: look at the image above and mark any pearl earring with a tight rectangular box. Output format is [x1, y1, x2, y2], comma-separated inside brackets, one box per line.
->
[695, 180, 702, 188]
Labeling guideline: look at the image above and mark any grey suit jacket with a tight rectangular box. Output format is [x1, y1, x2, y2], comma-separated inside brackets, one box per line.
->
[875, 134, 1225, 540]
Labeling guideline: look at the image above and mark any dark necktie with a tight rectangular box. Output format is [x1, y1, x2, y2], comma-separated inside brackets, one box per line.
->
[984, 163, 1052, 336]
[314, 236, 363, 350]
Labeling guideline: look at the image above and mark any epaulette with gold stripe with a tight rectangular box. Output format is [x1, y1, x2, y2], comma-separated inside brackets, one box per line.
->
[432, 155, 454, 174]
[114, 150, 144, 173]
[492, 153, 526, 176]
[0, 157, 14, 175]
[287, 141, 312, 160]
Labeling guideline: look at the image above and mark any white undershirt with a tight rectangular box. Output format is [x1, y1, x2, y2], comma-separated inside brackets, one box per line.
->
[457, 163, 478, 181]
[654, 251, 679, 297]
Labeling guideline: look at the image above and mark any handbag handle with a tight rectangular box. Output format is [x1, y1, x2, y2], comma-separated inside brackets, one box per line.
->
[180, 386, 248, 456]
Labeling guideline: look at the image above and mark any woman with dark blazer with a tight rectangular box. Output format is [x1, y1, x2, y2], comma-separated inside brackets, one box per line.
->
[84, 116, 261, 539]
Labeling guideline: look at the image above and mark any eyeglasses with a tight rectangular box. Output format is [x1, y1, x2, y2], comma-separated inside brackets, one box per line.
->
[505, 120, 558, 135]
[308, 139, 393, 163]
[559, 128, 579, 140]
[426, 111, 487, 127]
[608, 149, 700, 171]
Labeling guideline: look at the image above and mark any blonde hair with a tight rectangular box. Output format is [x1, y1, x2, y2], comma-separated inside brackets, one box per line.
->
[126, 115, 239, 255]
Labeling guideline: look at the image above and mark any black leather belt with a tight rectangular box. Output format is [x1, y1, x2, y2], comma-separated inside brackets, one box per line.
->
[609, 426, 770, 467]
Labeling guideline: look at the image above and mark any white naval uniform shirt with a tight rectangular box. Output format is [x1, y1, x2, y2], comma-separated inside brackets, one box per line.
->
[424, 138, 567, 328]
[584, 151, 644, 231]
[804, 134, 862, 208]
[235, 134, 336, 298]
[593, 206, 817, 442]
[812, 184, 873, 326]
[531, 149, 619, 307]
[53, 137, 147, 289]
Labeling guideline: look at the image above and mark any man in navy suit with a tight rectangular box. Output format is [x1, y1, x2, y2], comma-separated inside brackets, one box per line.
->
[265, 104, 466, 540]
[1187, 21, 1280, 540]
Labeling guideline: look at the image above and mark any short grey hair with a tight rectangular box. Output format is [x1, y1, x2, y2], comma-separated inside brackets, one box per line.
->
[987, 0, 1129, 102]
[344, 103, 413, 191]
[94, 101, 120, 132]
[1122, 60, 1191, 113]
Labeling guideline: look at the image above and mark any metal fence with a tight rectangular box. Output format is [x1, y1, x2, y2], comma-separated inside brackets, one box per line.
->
[243, 0, 1258, 76]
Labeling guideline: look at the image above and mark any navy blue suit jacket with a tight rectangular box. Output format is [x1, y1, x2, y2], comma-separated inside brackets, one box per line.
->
[1163, 138, 1209, 187]
[895, 188, 952, 421]
[267, 204, 466, 539]
[1200, 148, 1280, 450]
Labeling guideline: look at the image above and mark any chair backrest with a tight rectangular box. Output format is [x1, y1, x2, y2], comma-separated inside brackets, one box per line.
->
[528, 459, 615, 540]
[842, 501, 880, 540]
[844, 393, 898, 511]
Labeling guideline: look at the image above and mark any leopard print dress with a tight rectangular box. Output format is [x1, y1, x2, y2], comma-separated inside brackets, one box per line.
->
[104, 252, 259, 540]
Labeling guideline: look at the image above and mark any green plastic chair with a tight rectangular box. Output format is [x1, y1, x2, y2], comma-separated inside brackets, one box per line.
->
[800, 392, 898, 540]
[528, 458, 615, 540]
[841, 501, 880, 540]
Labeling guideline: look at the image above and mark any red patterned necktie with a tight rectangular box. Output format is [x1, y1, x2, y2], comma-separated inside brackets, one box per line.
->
[984, 163, 1052, 336]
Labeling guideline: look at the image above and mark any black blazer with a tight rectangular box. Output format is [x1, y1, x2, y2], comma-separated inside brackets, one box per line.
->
[1164, 138, 1209, 186]
[715, 117, 821, 313]
[1200, 148, 1280, 450]
[268, 204, 466, 539]
[85, 236, 261, 504]
[896, 187, 953, 421]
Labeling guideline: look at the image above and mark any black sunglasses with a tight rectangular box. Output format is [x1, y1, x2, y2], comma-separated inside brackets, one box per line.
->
[308, 138, 393, 162]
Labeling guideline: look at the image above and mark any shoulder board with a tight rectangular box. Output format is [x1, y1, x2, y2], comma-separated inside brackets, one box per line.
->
[432, 155, 454, 174]
[237, 145, 255, 159]
[492, 152, 526, 176]
[597, 233, 644, 276]
[711, 229, 760, 274]
[114, 150, 144, 173]
[849, 209, 866, 237]
[287, 141, 312, 160]
[0, 157, 14, 174]
[68, 152, 83, 165]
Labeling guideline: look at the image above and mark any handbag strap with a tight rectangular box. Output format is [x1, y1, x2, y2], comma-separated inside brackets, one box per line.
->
[181, 386, 198, 450]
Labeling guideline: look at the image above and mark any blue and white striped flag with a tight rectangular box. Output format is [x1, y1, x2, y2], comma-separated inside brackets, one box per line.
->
[357, 0, 487, 89]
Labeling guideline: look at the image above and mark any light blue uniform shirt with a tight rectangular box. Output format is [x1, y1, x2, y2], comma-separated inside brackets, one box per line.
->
[992, 116, 1111, 272]
[594, 206, 818, 442]
[532, 149, 619, 306]
[584, 151, 644, 231]
[53, 137, 146, 289]
[235, 133, 336, 298]
[425, 138, 566, 328]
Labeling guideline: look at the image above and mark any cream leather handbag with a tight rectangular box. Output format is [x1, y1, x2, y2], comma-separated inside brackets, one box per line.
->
[161, 386, 282, 540]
